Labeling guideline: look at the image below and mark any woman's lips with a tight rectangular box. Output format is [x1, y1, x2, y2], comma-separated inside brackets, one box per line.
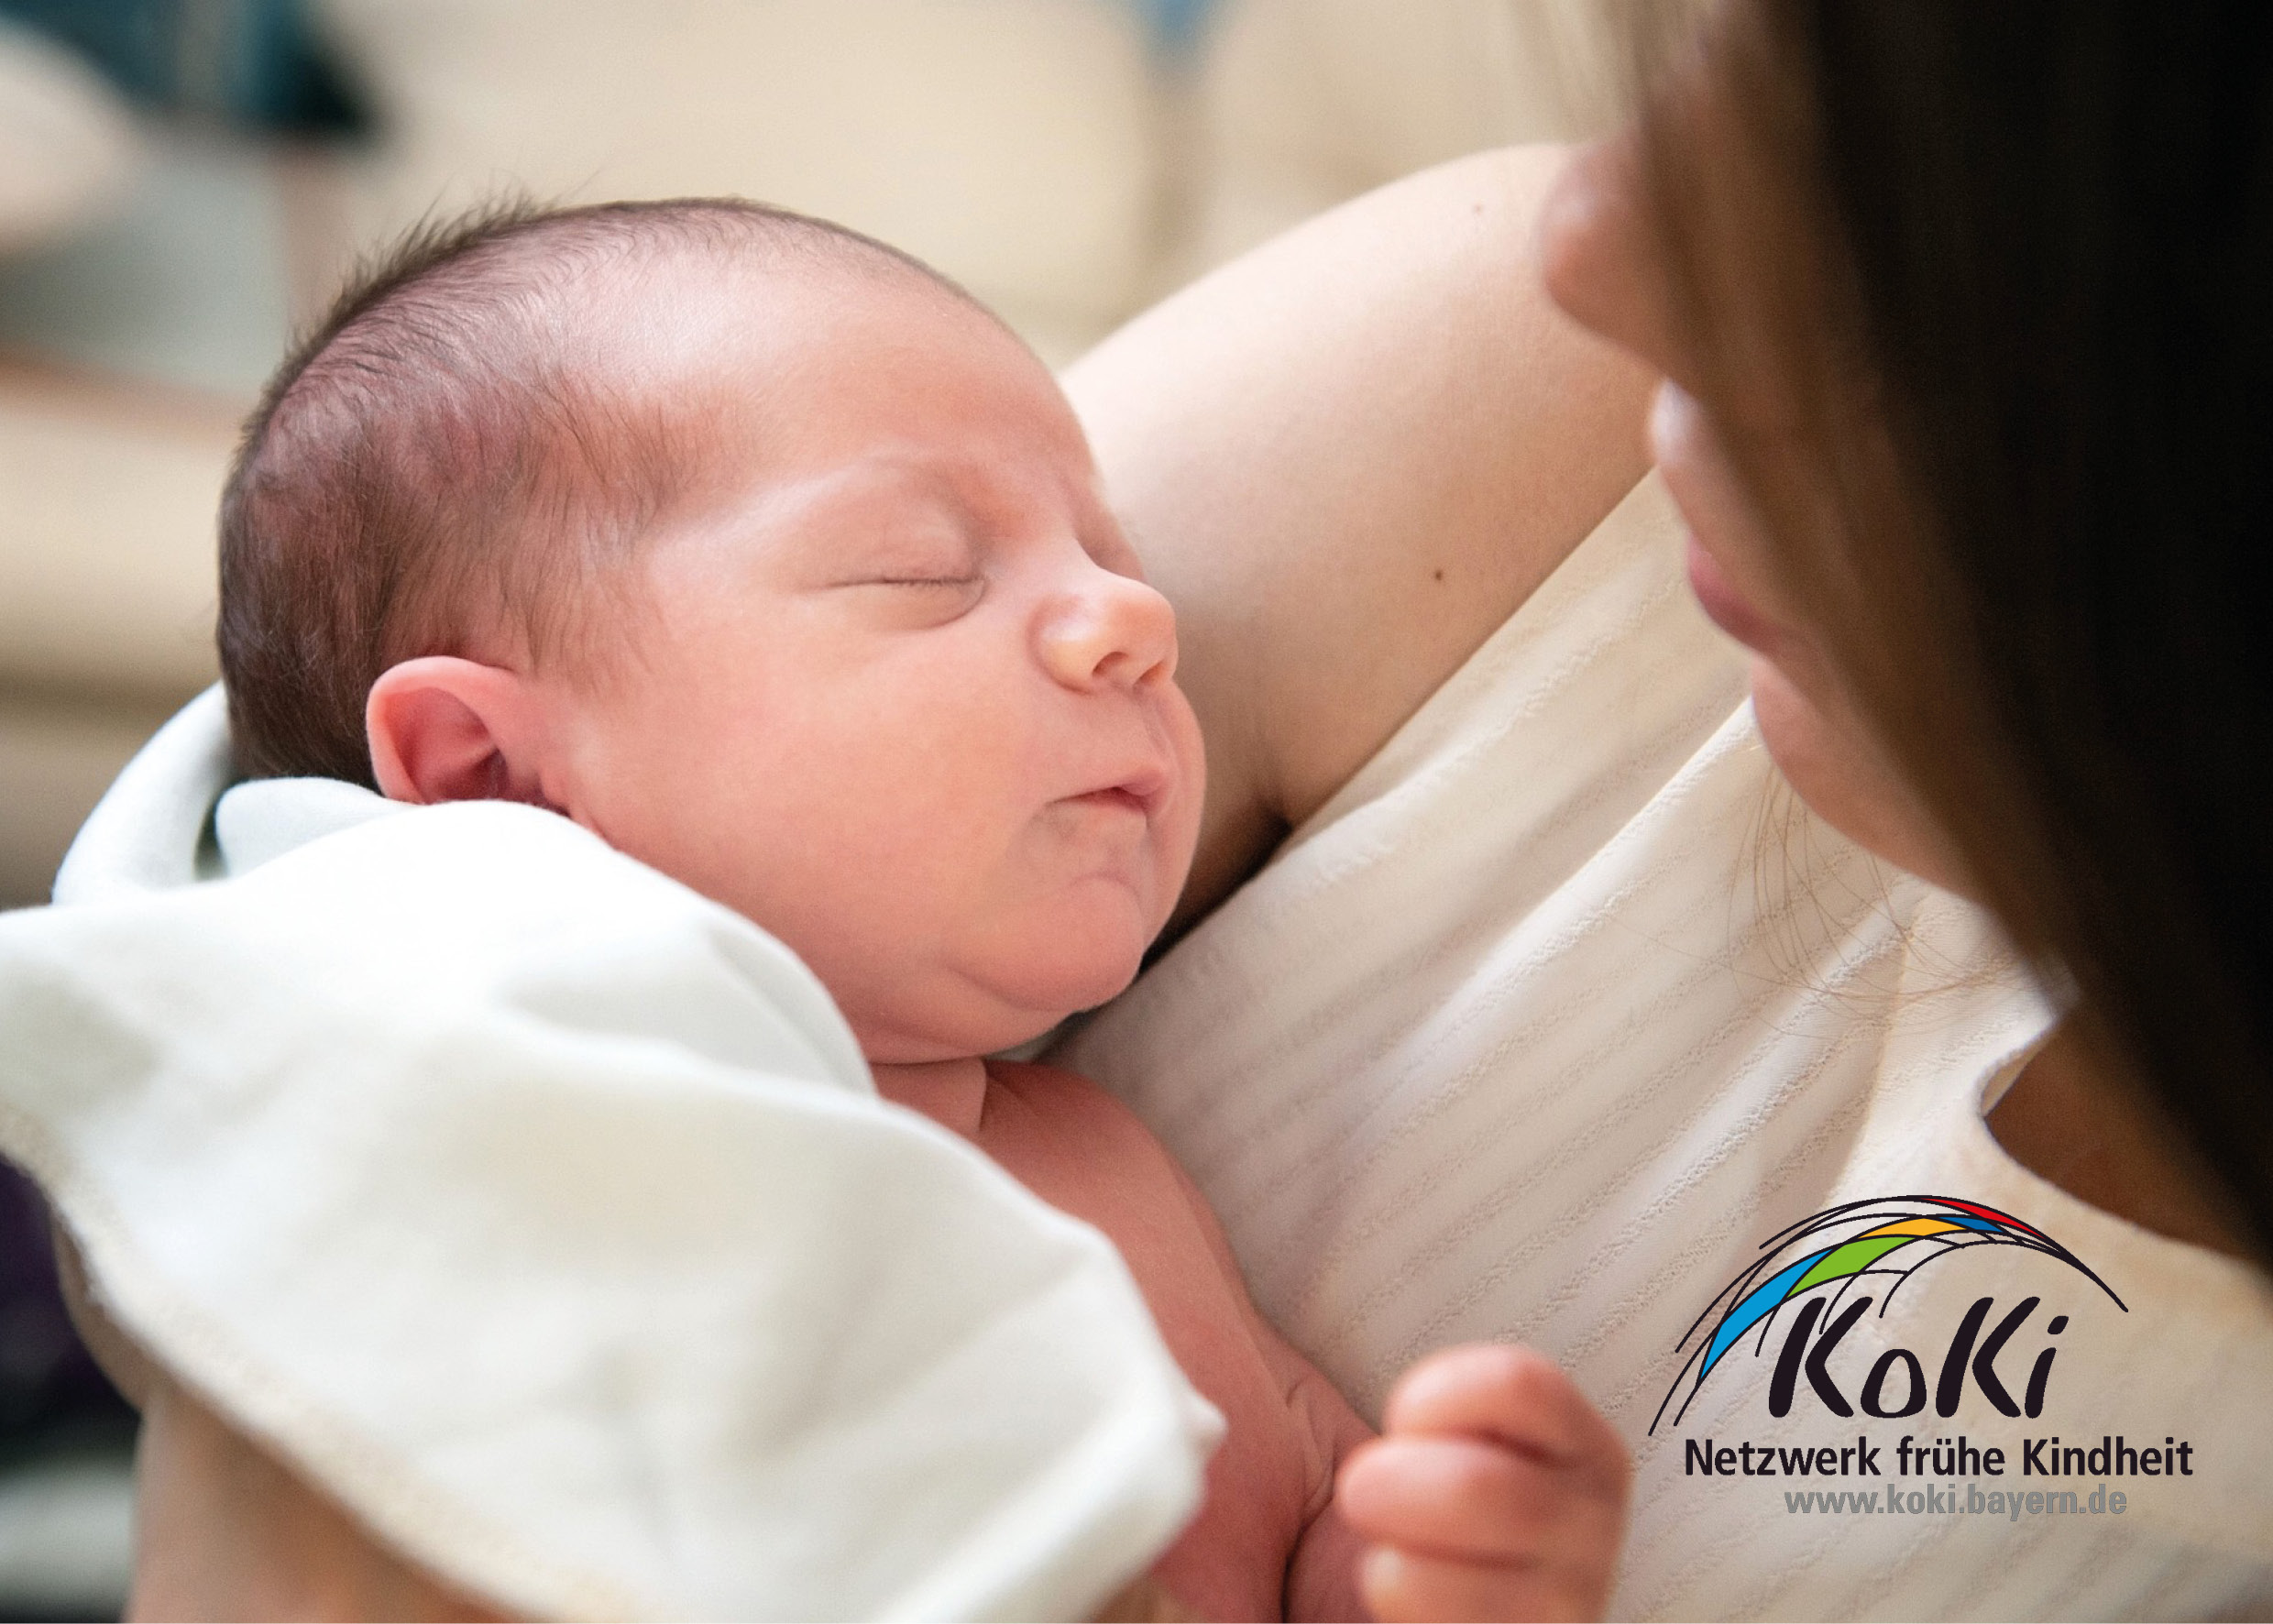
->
[1684, 532, 1785, 656]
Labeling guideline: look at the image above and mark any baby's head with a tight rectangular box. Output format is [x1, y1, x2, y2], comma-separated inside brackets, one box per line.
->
[221, 199, 1202, 1060]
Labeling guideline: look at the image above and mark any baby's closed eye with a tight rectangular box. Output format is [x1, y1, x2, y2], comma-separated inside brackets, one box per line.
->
[829, 557, 987, 625]
[829, 519, 982, 591]
[824, 528, 977, 588]
[859, 572, 983, 588]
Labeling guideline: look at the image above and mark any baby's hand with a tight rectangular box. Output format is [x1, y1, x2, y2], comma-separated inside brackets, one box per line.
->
[1334, 1344, 1629, 1622]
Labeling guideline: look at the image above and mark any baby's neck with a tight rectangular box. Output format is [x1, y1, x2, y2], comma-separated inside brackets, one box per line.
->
[870, 1055, 991, 1139]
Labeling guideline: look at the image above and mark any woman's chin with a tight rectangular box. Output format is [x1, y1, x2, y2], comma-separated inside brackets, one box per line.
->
[1750, 655, 1965, 892]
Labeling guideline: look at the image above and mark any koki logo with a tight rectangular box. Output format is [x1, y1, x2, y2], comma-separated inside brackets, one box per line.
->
[1652, 1196, 2125, 1433]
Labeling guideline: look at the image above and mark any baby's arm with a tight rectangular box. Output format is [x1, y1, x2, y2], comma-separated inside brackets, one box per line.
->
[1336, 1344, 1631, 1622]
[1249, 1317, 1376, 1622]
[1148, 1147, 1376, 1621]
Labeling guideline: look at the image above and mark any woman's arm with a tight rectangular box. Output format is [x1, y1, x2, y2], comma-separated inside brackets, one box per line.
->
[55, 1234, 495, 1621]
[129, 1380, 502, 1623]
[1064, 145, 1653, 929]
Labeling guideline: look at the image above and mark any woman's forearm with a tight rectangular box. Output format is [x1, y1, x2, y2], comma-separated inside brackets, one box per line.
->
[130, 1380, 501, 1623]
[1065, 145, 1654, 928]
[58, 1231, 497, 1621]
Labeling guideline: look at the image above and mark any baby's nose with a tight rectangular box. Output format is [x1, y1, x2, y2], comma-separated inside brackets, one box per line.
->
[1037, 570, 1178, 692]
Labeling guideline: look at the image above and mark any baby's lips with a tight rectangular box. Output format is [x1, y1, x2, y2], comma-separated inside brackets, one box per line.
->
[1106, 760, 1175, 819]
[1068, 785, 1150, 817]
[1057, 747, 1174, 817]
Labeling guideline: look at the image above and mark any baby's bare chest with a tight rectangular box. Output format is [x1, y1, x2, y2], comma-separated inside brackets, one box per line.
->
[973, 1062, 1327, 1620]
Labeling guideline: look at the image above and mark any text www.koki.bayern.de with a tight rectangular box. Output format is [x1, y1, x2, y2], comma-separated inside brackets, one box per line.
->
[1784, 1483, 2132, 1517]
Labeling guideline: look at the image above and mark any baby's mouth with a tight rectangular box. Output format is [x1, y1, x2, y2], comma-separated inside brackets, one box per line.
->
[1069, 785, 1149, 817]
[1063, 758, 1171, 822]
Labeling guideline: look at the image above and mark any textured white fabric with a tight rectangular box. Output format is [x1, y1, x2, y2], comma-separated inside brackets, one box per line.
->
[1062, 472, 2273, 1619]
[4, 710, 1220, 1622]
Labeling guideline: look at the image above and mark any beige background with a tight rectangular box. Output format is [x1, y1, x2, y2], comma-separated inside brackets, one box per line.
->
[0, 0, 1627, 911]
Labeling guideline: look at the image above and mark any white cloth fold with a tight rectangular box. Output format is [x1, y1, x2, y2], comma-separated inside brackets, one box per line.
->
[1, 695, 1217, 1621]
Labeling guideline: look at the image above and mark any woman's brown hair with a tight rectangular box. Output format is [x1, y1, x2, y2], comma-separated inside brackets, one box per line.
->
[1636, 1, 2273, 1253]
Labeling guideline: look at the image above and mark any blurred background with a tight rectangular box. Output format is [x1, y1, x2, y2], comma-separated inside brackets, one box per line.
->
[0, 1, 1620, 1613]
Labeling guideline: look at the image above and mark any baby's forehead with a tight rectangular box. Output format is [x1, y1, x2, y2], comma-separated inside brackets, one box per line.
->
[595, 255, 1075, 466]
[590, 241, 984, 368]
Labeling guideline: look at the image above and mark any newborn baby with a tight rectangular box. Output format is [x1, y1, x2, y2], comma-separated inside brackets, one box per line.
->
[217, 199, 1625, 1621]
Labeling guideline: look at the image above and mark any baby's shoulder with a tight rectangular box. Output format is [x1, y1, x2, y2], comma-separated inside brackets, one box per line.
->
[976, 1059, 1204, 1210]
[980, 1057, 1154, 1140]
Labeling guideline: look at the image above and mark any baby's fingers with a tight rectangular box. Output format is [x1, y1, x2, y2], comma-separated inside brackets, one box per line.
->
[1361, 1547, 1598, 1624]
[1384, 1344, 1629, 1499]
[1336, 1434, 1620, 1563]
[1345, 1345, 1631, 1619]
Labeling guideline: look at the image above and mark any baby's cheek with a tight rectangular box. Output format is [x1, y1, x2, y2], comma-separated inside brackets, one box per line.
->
[1156, 707, 1208, 900]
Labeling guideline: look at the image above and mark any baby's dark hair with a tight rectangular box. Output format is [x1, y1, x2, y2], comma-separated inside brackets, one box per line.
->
[219, 195, 977, 785]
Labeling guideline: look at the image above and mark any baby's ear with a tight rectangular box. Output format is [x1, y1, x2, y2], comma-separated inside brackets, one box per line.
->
[366, 657, 558, 808]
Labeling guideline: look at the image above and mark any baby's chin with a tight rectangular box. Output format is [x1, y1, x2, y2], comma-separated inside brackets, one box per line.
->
[855, 931, 1150, 1063]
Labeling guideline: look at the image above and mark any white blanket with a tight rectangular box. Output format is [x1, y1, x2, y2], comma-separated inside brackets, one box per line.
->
[0, 690, 1218, 1621]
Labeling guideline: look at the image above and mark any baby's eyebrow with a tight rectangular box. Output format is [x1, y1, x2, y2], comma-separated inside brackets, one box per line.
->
[855, 460, 988, 538]
[727, 455, 961, 539]
[756, 444, 1082, 565]
[767, 445, 953, 512]
[864, 445, 993, 505]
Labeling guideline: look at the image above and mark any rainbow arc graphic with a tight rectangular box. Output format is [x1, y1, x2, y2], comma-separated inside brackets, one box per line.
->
[1650, 1194, 2125, 1434]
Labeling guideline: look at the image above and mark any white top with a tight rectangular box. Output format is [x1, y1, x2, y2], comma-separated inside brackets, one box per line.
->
[1061, 473, 2273, 1619]
[2, 722, 1218, 1622]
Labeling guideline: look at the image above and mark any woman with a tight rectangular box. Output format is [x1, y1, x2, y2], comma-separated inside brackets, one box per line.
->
[85, 3, 2273, 1618]
[1554, 0, 2273, 1264]
[1060, 1, 2273, 1616]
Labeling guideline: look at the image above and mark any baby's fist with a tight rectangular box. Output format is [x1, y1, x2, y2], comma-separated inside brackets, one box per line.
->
[1335, 1344, 1629, 1622]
